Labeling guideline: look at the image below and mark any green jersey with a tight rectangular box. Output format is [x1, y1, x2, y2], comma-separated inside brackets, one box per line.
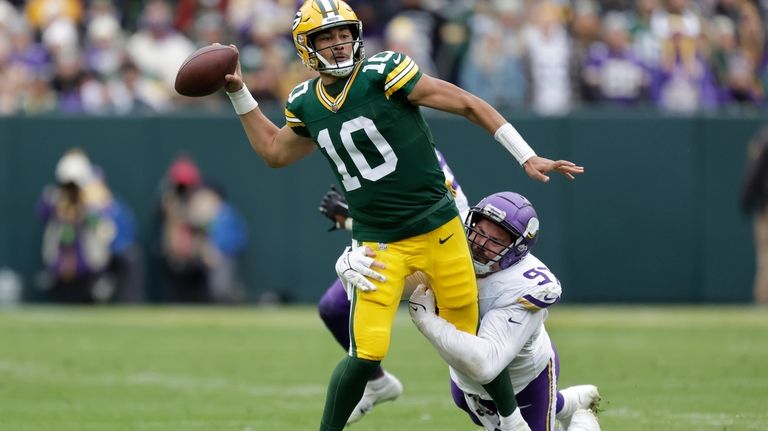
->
[285, 51, 457, 243]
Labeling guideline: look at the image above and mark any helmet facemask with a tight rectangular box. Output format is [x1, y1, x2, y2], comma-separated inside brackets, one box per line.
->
[464, 192, 540, 276]
[307, 23, 364, 77]
[465, 213, 519, 276]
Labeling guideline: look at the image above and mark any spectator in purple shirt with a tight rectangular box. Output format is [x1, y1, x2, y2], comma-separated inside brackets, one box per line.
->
[652, 27, 719, 112]
[582, 12, 651, 106]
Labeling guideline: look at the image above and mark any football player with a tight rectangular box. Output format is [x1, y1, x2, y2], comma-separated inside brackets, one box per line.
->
[317, 149, 469, 425]
[339, 192, 602, 430]
[408, 192, 601, 430]
[222, 1, 584, 429]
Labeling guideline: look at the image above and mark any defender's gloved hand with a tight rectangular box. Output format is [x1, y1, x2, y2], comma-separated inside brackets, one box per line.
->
[335, 246, 386, 299]
[318, 185, 350, 231]
[408, 284, 436, 323]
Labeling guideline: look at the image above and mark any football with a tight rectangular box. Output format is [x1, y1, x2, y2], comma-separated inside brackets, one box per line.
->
[174, 44, 238, 97]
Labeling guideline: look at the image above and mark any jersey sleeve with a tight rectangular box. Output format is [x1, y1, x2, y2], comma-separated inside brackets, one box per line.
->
[435, 149, 470, 218]
[284, 107, 310, 137]
[483, 259, 561, 312]
[363, 51, 423, 99]
[284, 80, 312, 138]
[515, 275, 562, 312]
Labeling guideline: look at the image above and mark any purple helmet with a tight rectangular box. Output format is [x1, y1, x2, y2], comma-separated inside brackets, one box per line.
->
[464, 192, 539, 275]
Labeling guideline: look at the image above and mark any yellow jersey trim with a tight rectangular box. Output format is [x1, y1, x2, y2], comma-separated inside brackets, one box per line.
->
[517, 297, 541, 311]
[384, 58, 418, 98]
[315, 62, 363, 113]
[284, 108, 305, 127]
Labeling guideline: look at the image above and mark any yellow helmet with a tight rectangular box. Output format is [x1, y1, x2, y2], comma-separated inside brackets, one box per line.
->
[292, 0, 364, 77]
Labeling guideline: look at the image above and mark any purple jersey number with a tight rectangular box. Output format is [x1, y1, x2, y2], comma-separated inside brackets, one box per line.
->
[523, 266, 556, 286]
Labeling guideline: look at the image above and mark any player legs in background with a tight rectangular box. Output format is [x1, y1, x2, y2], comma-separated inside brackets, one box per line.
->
[317, 279, 403, 424]
[317, 280, 354, 353]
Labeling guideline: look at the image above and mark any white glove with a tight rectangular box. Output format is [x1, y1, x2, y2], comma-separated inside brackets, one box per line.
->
[408, 284, 436, 323]
[335, 246, 386, 299]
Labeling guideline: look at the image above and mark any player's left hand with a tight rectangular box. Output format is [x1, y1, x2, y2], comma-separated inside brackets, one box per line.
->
[523, 156, 584, 183]
[408, 284, 436, 323]
[335, 246, 386, 299]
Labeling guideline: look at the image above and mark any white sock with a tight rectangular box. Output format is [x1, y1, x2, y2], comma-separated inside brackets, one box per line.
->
[499, 407, 531, 431]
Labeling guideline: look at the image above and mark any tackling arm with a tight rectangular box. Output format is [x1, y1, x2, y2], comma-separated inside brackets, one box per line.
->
[410, 287, 544, 385]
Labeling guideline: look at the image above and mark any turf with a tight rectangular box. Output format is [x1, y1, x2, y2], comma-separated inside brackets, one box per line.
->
[0, 306, 766, 431]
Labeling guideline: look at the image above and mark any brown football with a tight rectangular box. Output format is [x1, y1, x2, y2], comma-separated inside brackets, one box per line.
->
[174, 44, 238, 97]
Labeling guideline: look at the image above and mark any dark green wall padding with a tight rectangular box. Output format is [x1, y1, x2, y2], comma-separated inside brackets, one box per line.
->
[0, 113, 762, 303]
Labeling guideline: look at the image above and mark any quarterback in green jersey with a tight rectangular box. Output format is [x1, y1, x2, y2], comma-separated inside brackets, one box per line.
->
[222, 1, 583, 429]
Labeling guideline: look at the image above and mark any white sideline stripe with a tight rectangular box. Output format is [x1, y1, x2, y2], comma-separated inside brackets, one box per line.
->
[0, 360, 324, 397]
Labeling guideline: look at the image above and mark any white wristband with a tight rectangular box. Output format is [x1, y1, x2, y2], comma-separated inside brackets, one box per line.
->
[494, 123, 536, 165]
[343, 217, 354, 231]
[227, 85, 258, 116]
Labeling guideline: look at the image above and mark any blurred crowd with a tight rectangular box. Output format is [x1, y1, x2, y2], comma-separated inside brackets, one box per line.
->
[0, 0, 767, 115]
[37, 148, 143, 302]
[34, 149, 248, 304]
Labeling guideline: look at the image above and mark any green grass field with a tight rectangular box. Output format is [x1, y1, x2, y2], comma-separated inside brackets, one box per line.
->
[1, 306, 767, 431]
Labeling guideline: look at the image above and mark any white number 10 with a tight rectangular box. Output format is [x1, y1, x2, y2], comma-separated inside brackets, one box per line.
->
[317, 116, 398, 191]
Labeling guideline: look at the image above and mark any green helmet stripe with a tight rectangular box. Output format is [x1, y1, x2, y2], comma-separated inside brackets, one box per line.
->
[315, 0, 337, 15]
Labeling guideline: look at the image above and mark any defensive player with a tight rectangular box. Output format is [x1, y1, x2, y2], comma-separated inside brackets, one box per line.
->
[317, 149, 469, 424]
[337, 192, 602, 430]
[222, 1, 584, 429]
[407, 192, 601, 430]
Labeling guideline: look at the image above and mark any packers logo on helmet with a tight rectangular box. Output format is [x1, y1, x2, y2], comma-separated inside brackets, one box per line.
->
[292, 0, 364, 77]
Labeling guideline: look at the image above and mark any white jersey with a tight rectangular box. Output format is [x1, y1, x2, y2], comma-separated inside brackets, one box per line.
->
[415, 253, 561, 397]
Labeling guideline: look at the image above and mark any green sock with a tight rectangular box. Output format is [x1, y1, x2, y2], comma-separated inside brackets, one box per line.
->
[319, 356, 380, 431]
[481, 371, 518, 417]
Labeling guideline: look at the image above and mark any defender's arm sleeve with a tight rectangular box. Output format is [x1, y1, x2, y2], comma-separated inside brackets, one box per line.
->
[413, 305, 544, 384]
[435, 149, 469, 218]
